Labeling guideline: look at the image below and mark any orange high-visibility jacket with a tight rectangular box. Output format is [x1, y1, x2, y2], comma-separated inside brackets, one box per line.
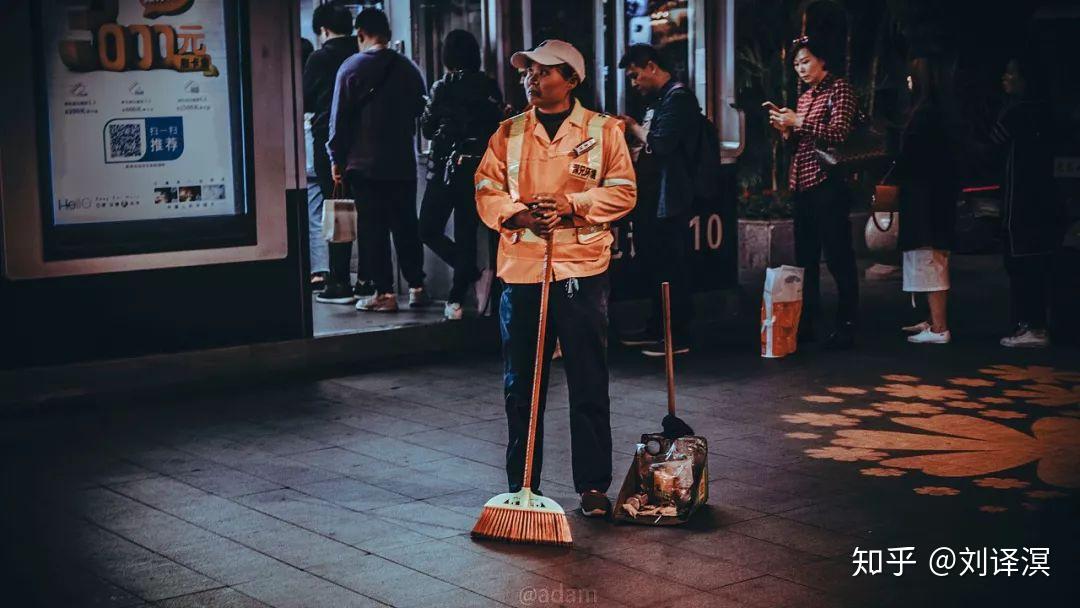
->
[474, 102, 637, 284]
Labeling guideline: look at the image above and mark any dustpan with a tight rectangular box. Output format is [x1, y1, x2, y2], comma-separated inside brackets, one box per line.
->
[613, 282, 708, 525]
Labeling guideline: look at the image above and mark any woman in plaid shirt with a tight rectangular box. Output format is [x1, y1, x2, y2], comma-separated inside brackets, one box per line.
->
[769, 36, 859, 349]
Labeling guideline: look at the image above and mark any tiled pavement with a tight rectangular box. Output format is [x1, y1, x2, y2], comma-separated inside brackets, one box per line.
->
[2, 255, 1078, 607]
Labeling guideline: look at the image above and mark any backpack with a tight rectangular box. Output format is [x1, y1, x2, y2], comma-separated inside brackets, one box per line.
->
[666, 83, 722, 201]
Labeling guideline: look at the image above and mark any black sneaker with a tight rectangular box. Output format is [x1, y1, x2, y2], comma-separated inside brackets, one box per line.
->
[619, 330, 660, 347]
[316, 281, 358, 305]
[353, 280, 375, 298]
[642, 341, 690, 357]
[310, 271, 329, 292]
[580, 490, 611, 518]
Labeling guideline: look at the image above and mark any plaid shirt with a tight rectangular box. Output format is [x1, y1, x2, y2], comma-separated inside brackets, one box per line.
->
[787, 74, 856, 192]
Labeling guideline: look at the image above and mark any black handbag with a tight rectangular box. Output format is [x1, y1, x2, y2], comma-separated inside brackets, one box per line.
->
[815, 96, 890, 173]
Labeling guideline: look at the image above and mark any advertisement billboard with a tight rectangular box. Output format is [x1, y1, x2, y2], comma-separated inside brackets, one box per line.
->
[33, 0, 254, 260]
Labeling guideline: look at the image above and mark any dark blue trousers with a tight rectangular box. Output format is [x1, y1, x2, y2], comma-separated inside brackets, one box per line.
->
[500, 272, 612, 494]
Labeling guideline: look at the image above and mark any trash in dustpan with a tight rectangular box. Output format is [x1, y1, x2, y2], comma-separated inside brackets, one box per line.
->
[613, 282, 708, 526]
[761, 265, 804, 358]
[613, 434, 709, 525]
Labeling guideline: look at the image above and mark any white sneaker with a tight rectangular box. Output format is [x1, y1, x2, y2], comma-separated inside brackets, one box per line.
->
[902, 321, 931, 334]
[409, 286, 431, 308]
[357, 293, 399, 312]
[1000, 327, 1049, 348]
[907, 328, 951, 344]
[444, 301, 464, 321]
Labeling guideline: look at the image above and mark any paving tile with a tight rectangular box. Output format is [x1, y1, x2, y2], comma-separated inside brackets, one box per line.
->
[234, 567, 387, 608]
[463, 569, 590, 607]
[444, 418, 508, 444]
[421, 487, 505, 517]
[226, 453, 343, 487]
[665, 530, 820, 574]
[109, 478, 283, 539]
[342, 460, 467, 500]
[35, 566, 147, 608]
[369, 500, 479, 539]
[334, 434, 451, 467]
[165, 537, 288, 586]
[293, 477, 414, 512]
[172, 464, 285, 499]
[286, 446, 387, 477]
[774, 495, 895, 538]
[78, 524, 221, 602]
[533, 556, 697, 608]
[707, 477, 820, 514]
[710, 575, 837, 608]
[725, 516, 860, 558]
[365, 397, 485, 428]
[603, 541, 762, 590]
[410, 454, 509, 495]
[396, 588, 505, 608]
[371, 538, 529, 585]
[307, 552, 460, 607]
[655, 592, 750, 608]
[398, 428, 506, 467]
[234, 488, 432, 551]
[442, 532, 589, 571]
[156, 587, 271, 608]
[225, 520, 362, 570]
[335, 410, 436, 437]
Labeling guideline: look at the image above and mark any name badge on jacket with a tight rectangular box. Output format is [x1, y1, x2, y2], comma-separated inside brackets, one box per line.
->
[569, 163, 598, 182]
[571, 137, 597, 158]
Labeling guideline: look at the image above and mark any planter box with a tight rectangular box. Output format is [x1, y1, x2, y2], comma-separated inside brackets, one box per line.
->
[739, 212, 876, 273]
[738, 219, 795, 272]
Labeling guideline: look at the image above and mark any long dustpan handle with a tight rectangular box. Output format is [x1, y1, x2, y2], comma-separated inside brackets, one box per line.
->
[662, 281, 676, 416]
[522, 236, 554, 490]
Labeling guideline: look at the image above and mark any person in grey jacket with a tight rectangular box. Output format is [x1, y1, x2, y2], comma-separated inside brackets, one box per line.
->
[617, 44, 700, 356]
[326, 8, 429, 312]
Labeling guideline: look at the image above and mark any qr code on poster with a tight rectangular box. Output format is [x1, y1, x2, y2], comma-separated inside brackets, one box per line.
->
[105, 120, 146, 163]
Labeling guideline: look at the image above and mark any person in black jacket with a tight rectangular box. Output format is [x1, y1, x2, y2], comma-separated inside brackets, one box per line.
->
[991, 56, 1065, 348]
[418, 30, 504, 320]
[617, 43, 698, 356]
[304, 4, 366, 304]
[895, 57, 959, 345]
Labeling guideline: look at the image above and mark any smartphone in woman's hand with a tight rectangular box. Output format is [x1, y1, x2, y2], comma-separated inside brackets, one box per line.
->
[761, 101, 781, 112]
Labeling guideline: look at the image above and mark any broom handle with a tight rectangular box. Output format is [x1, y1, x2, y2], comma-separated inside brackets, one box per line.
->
[662, 281, 676, 416]
[522, 235, 554, 490]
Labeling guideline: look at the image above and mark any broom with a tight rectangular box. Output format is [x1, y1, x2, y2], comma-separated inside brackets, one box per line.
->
[471, 234, 573, 547]
[660, 282, 695, 439]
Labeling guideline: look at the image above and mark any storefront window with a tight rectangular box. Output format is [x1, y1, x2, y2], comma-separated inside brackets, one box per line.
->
[621, 0, 706, 118]
[413, 0, 484, 88]
[626, 0, 689, 81]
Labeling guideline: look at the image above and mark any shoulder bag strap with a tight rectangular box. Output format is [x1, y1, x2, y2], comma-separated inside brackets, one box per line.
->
[354, 51, 400, 111]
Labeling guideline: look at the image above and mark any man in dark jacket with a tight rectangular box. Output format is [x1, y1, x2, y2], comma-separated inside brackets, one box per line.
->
[305, 4, 363, 303]
[617, 44, 699, 356]
[327, 8, 429, 312]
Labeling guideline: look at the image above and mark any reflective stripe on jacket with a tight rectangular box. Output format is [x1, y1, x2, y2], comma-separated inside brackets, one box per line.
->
[474, 101, 637, 283]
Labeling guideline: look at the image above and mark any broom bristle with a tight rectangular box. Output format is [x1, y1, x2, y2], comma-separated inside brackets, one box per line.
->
[471, 505, 573, 547]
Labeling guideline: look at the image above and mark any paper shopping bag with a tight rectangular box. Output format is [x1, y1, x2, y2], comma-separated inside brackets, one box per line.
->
[321, 182, 357, 244]
[761, 265, 804, 358]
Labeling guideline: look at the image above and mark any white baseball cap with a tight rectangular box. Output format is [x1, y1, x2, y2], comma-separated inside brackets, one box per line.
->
[510, 39, 586, 83]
